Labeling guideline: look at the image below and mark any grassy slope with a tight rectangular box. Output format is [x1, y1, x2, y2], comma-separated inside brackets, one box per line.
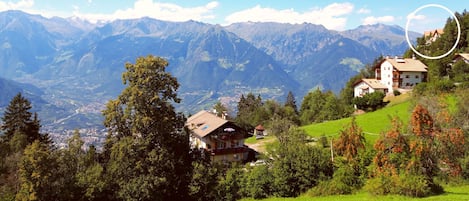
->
[302, 99, 411, 144]
[241, 185, 469, 201]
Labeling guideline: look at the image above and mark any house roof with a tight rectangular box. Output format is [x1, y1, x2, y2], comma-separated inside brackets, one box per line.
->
[454, 53, 469, 61]
[424, 29, 444, 37]
[255, 124, 265, 131]
[384, 58, 428, 72]
[356, 79, 388, 89]
[186, 110, 228, 138]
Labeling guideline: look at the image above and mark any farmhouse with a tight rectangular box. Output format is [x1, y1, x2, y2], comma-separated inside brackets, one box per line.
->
[375, 57, 428, 92]
[353, 78, 388, 97]
[353, 57, 428, 97]
[187, 110, 250, 163]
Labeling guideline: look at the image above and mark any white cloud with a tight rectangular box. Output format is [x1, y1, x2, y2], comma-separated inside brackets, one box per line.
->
[362, 15, 395, 25]
[357, 8, 370, 14]
[407, 13, 426, 20]
[73, 0, 219, 23]
[224, 2, 354, 30]
[0, 0, 34, 11]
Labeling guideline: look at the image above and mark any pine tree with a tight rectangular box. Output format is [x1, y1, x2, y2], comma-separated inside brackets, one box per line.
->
[284, 91, 298, 114]
[1, 93, 44, 147]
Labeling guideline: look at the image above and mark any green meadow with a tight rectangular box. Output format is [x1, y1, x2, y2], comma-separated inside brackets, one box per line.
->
[302, 100, 411, 144]
[241, 184, 469, 201]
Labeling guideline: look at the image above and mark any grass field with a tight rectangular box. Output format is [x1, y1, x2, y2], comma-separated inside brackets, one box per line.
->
[301, 100, 411, 144]
[240, 184, 469, 201]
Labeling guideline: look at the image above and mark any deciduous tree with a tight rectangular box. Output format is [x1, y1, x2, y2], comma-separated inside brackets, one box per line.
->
[102, 55, 191, 201]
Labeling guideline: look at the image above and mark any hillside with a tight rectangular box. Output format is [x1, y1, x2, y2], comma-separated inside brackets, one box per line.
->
[302, 99, 411, 144]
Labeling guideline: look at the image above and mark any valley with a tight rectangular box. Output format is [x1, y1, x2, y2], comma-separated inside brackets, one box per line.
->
[0, 10, 420, 145]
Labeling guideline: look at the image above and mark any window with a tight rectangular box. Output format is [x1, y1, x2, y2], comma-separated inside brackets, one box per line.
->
[231, 140, 239, 148]
[415, 75, 419, 79]
[217, 141, 225, 149]
[405, 75, 409, 78]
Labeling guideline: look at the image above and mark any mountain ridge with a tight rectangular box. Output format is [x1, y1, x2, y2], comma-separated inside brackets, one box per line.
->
[0, 10, 420, 141]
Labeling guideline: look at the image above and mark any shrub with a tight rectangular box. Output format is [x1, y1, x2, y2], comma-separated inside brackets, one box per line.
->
[318, 135, 328, 148]
[434, 79, 455, 92]
[397, 173, 430, 197]
[364, 172, 399, 196]
[393, 89, 401, 96]
[352, 92, 385, 111]
[309, 161, 363, 196]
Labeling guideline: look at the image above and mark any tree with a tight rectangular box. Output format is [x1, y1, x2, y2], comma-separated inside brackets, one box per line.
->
[408, 105, 440, 189]
[333, 117, 365, 162]
[213, 101, 228, 118]
[284, 91, 298, 114]
[245, 165, 273, 199]
[270, 128, 333, 197]
[102, 55, 191, 200]
[366, 116, 411, 196]
[450, 60, 469, 82]
[235, 93, 263, 130]
[300, 88, 326, 124]
[16, 141, 58, 201]
[1, 93, 41, 146]
[217, 167, 246, 201]
[188, 158, 220, 201]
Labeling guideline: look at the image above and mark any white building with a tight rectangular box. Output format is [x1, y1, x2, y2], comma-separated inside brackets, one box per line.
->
[375, 57, 428, 93]
[353, 79, 388, 97]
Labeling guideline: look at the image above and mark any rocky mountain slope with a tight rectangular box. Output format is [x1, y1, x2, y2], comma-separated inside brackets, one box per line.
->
[0, 10, 420, 137]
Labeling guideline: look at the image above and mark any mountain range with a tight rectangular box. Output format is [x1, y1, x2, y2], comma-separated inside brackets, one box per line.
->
[0, 10, 420, 140]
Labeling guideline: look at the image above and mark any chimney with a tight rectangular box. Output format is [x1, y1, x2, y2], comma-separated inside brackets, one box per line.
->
[386, 55, 390, 59]
[394, 55, 398, 60]
[221, 111, 227, 120]
[412, 54, 416, 60]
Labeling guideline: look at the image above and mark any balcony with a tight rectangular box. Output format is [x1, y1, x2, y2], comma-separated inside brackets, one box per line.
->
[210, 146, 249, 155]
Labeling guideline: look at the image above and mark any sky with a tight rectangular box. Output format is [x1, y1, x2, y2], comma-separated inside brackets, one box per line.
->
[0, 0, 467, 33]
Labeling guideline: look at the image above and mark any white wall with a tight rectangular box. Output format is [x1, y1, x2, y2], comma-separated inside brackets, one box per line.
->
[400, 72, 424, 88]
[379, 61, 394, 92]
[354, 81, 376, 97]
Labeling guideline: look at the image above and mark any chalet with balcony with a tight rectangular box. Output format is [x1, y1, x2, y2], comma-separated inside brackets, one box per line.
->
[187, 110, 249, 163]
[374, 57, 428, 92]
[424, 29, 444, 45]
[353, 79, 388, 97]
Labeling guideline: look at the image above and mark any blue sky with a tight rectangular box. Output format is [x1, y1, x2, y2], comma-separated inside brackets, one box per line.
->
[0, 0, 467, 33]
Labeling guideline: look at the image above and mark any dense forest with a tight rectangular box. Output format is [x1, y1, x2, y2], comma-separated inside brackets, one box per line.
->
[1, 11, 469, 201]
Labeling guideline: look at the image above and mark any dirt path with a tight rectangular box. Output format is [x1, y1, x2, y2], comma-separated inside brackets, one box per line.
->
[246, 136, 276, 153]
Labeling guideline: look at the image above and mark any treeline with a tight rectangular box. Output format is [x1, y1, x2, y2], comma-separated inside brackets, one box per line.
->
[233, 88, 353, 132]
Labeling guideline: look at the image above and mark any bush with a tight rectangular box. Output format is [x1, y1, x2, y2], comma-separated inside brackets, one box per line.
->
[308, 163, 356, 196]
[398, 173, 430, 197]
[364, 172, 399, 196]
[352, 92, 385, 111]
[434, 79, 455, 92]
[414, 80, 455, 95]
[309, 161, 364, 196]
[393, 89, 401, 96]
[365, 172, 443, 197]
